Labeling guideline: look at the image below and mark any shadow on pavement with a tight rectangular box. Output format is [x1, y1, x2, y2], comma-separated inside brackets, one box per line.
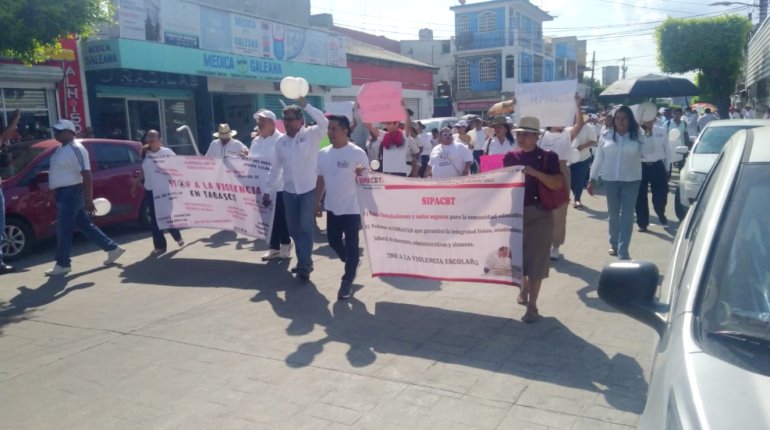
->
[554, 259, 616, 313]
[282, 299, 646, 414]
[379, 276, 442, 291]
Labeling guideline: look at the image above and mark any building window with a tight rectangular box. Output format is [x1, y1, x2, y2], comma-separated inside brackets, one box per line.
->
[478, 12, 496, 33]
[479, 58, 497, 82]
[457, 61, 470, 92]
[457, 15, 470, 35]
[505, 55, 515, 78]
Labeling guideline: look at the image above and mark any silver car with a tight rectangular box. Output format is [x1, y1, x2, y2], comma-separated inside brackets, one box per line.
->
[599, 126, 770, 429]
[674, 118, 770, 220]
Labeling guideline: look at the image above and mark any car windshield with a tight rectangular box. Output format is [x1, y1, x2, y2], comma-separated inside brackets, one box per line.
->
[695, 125, 764, 154]
[419, 119, 453, 132]
[0, 142, 45, 179]
[699, 164, 770, 352]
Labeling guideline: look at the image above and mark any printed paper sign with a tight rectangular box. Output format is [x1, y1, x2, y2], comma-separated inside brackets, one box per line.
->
[356, 168, 526, 286]
[516, 80, 578, 127]
[479, 154, 505, 172]
[147, 155, 274, 240]
[357, 81, 405, 123]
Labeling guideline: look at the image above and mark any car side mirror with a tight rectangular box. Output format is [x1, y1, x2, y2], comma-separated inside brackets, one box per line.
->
[34, 171, 49, 183]
[598, 261, 666, 336]
[675, 146, 689, 155]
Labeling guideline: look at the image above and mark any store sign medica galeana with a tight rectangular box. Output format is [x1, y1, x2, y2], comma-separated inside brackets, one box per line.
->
[200, 53, 283, 80]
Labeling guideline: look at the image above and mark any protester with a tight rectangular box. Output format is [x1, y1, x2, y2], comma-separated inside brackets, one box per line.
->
[468, 116, 487, 172]
[569, 115, 598, 209]
[44, 120, 125, 276]
[315, 115, 369, 300]
[665, 108, 689, 150]
[537, 93, 584, 261]
[502, 116, 563, 323]
[483, 116, 515, 155]
[364, 106, 419, 177]
[685, 107, 699, 143]
[697, 108, 716, 132]
[636, 119, 671, 232]
[417, 121, 433, 178]
[205, 123, 247, 158]
[249, 109, 292, 261]
[131, 130, 184, 255]
[425, 127, 473, 178]
[454, 119, 472, 147]
[588, 106, 643, 260]
[0, 109, 21, 274]
[264, 97, 328, 282]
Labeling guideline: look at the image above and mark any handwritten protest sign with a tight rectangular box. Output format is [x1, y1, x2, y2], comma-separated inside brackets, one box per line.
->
[356, 168, 526, 286]
[480, 154, 505, 172]
[325, 101, 355, 121]
[147, 155, 274, 240]
[357, 81, 405, 123]
[515, 80, 578, 127]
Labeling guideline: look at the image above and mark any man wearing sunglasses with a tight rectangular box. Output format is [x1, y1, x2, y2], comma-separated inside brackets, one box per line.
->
[425, 127, 473, 178]
[264, 97, 328, 282]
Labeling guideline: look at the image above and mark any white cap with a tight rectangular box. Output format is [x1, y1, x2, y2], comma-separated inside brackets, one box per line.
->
[254, 109, 277, 121]
[52, 119, 76, 133]
[455, 119, 469, 128]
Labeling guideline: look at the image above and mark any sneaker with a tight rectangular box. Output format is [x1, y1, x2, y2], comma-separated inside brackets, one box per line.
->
[638, 226, 648, 233]
[279, 243, 293, 259]
[104, 247, 126, 265]
[261, 249, 281, 261]
[549, 246, 560, 260]
[177, 240, 185, 247]
[296, 271, 310, 282]
[337, 283, 353, 300]
[45, 264, 72, 276]
[152, 248, 166, 255]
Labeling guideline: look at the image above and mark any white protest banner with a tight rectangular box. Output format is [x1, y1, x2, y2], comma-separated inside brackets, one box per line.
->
[356, 168, 525, 286]
[357, 81, 406, 123]
[147, 155, 275, 239]
[325, 101, 355, 121]
[515, 80, 578, 127]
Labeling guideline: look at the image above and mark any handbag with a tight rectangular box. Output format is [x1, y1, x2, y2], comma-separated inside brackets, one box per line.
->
[537, 150, 569, 210]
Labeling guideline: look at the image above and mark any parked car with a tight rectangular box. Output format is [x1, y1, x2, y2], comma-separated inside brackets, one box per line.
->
[1, 138, 148, 260]
[674, 118, 770, 220]
[598, 126, 770, 429]
[415, 117, 457, 132]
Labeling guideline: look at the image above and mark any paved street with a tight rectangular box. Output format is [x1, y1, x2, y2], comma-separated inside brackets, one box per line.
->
[0, 186, 679, 430]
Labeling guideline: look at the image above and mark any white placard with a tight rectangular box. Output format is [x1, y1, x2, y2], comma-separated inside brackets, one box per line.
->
[516, 80, 578, 127]
[325, 101, 355, 122]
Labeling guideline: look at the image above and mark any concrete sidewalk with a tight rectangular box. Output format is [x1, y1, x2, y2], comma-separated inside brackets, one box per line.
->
[0, 189, 679, 429]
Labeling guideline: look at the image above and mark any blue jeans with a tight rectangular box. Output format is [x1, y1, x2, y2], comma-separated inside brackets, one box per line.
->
[0, 188, 5, 264]
[55, 184, 118, 267]
[569, 159, 590, 202]
[604, 180, 640, 259]
[146, 191, 182, 251]
[282, 189, 316, 275]
[326, 212, 361, 285]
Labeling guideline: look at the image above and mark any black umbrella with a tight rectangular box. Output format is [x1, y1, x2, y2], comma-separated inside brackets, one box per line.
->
[600, 73, 699, 98]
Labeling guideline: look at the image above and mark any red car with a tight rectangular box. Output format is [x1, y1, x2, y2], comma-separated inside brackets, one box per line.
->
[1, 138, 148, 260]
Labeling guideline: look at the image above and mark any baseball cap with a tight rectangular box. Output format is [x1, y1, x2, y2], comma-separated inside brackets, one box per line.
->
[455, 119, 469, 128]
[254, 109, 277, 121]
[52, 119, 76, 133]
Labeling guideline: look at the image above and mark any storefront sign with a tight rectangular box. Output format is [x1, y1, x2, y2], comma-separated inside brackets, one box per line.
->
[162, 0, 200, 48]
[356, 168, 526, 286]
[58, 38, 87, 134]
[96, 69, 200, 89]
[457, 100, 498, 111]
[83, 40, 120, 69]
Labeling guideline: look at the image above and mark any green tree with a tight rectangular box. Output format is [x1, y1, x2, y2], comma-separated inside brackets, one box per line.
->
[655, 15, 750, 119]
[0, 0, 111, 63]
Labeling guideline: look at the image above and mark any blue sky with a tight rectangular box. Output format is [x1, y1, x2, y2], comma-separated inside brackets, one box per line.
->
[311, 0, 755, 83]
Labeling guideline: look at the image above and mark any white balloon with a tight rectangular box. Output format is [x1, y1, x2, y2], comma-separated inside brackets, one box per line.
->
[668, 128, 682, 142]
[280, 77, 302, 99]
[370, 159, 381, 171]
[93, 198, 112, 217]
[297, 77, 309, 97]
[637, 102, 658, 123]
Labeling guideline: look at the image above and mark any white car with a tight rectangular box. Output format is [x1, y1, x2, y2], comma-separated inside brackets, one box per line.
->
[675, 119, 770, 220]
[599, 126, 770, 429]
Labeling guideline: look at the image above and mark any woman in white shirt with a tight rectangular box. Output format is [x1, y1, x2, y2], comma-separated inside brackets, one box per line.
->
[587, 106, 643, 260]
[483, 116, 515, 155]
[131, 130, 183, 254]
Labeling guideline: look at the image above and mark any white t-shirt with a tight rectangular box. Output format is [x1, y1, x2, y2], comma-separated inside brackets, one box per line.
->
[571, 125, 598, 162]
[375, 130, 419, 174]
[142, 147, 175, 191]
[470, 128, 487, 151]
[317, 143, 370, 215]
[49, 141, 90, 190]
[205, 138, 247, 158]
[419, 132, 433, 156]
[484, 136, 515, 155]
[539, 129, 573, 161]
[249, 131, 285, 192]
[428, 142, 473, 178]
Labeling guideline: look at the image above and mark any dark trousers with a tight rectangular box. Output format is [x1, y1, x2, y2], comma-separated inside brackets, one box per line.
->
[269, 191, 291, 250]
[54, 184, 118, 267]
[569, 158, 590, 202]
[326, 211, 361, 285]
[635, 160, 668, 228]
[472, 149, 484, 174]
[418, 155, 430, 178]
[146, 191, 182, 251]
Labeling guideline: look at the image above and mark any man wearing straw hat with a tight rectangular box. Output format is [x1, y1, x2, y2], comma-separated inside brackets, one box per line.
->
[206, 123, 247, 158]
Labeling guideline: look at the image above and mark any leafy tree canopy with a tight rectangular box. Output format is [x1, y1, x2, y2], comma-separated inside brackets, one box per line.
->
[656, 15, 751, 117]
[0, 0, 111, 63]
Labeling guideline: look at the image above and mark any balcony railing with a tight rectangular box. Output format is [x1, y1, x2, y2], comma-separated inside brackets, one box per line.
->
[455, 30, 507, 51]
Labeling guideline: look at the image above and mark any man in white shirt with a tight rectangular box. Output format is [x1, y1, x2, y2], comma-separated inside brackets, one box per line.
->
[315, 115, 370, 300]
[425, 127, 473, 178]
[264, 98, 328, 282]
[697, 108, 716, 131]
[44, 120, 125, 276]
[636, 120, 672, 232]
[467, 116, 488, 173]
[249, 109, 291, 261]
[205, 123, 247, 159]
[665, 108, 689, 150]
[685, 107, 699, 143]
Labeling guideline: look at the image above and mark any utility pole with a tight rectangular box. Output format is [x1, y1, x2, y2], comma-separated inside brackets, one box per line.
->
[621, 57, 628, 79]
[589, 51, 596, 106]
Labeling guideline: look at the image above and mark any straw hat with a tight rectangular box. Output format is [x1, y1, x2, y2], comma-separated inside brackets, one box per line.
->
[212, 123, 237, 138]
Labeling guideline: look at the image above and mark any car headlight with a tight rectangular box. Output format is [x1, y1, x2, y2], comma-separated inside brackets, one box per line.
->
[685, 171, 706, 186]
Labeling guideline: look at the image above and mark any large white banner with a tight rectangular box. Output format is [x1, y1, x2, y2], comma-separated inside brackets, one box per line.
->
[516, 80, 578, 127]
[147, 155, 274, 240]
[356, 168, 526, 286]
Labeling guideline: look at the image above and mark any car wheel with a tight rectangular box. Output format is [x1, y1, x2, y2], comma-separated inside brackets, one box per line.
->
[138, 199, 152, 230]
[2, 217, 33, 261]
[674, 188, 687, 221]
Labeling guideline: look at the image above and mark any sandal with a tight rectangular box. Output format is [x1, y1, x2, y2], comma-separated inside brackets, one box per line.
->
[522, 307, 540, 323]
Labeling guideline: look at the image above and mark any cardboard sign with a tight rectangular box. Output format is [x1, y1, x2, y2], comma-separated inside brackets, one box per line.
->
[357, 81, 405, 123]
[516, 80, 578, 127]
